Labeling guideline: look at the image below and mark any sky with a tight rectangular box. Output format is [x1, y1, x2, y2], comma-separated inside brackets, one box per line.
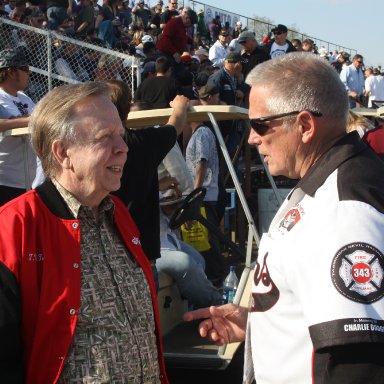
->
[184, 0, 382, 67]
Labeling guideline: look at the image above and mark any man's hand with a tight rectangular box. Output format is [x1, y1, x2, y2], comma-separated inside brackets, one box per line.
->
[183, 304, 247, 345]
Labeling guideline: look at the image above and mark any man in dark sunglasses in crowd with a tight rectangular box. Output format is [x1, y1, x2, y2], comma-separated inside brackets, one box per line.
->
[0, 47, 37, 205]
[185, 52, 384, 383]
[340, 53, 366, 108]
[262, 23, 297, 59]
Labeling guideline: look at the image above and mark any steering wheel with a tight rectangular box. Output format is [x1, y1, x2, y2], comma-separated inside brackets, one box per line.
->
[168, 187, 206, 230]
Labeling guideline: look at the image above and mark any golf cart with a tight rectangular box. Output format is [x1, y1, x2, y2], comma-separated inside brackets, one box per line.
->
[126, 105, 284, 374]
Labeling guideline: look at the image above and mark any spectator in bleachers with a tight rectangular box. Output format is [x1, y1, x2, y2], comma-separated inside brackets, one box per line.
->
[117, 0, 131, 28]
[131, 0, 151, 29]
[232, 21, 244, 39]
[208, 15, 221, 42]
[0, 0, 8, 16]
[73, 0, 94, 37]
[54, 33, 90, 81]
[291, 38, 303, 51]
[208, 28, 229, 68]
[94, 53, 123, 80]
[0, 47, 37, 205]
[4, 0, 16, 14]
[196, 9, 208, 41]
[238, 31, 269, 80]
[134, 56, 177, 108]
[149, 3, 161, 29]
[156, 7, 197, 74]
[331, 51, 350, 74]
[95, 0, 121, 48]
[46, 0, 73, 30]
[364, 67, 384, 108]
[195, 47, 209, 64]
[302, 38, 315, 53]
[263, 24, 296, 59]
[142, 40, 157, 63]
[340, 54, 365, 108]
[159, 0, 178, 29]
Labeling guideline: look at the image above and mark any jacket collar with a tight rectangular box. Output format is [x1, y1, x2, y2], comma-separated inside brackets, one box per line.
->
[294, 131, 366, 196]
[35, 179, 75, 220]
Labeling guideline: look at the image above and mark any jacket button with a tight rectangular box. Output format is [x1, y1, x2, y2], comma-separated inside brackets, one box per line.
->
[69, 308, 76, 315]
[73, 263, 79, 269]
[72, 223, 79, 229]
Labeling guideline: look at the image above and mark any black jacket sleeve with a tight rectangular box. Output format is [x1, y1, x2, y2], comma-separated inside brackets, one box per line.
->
[0, 262, 24, 383]
[315, 343, 384, 384]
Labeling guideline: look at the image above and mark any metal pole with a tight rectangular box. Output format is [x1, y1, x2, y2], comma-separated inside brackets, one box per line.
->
[207, 112, 260, 245]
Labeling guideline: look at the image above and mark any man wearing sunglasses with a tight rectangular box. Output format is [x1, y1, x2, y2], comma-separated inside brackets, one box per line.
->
[340, 53, 366, 108]
[262, 23, 296, 59]
[185, 52, 384, 383]
[0, 47, 37, 205]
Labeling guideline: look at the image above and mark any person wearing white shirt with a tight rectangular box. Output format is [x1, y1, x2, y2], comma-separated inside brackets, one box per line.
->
[208, 28, 229, 68]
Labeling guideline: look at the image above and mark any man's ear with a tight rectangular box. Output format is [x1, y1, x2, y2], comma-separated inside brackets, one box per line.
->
[52, 140, 71, 169]
[298, 111, 316, 144]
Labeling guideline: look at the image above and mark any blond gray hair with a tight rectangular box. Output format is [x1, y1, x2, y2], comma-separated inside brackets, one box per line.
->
[30, 82, 110, 179]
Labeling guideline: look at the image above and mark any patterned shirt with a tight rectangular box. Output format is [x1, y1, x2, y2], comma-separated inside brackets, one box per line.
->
[185, 125, 219, 202]
[53, 180, 161, 384]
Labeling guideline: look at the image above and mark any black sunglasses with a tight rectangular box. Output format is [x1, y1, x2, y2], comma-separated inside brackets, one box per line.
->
[274, 31, 284, 35]
[249, 110, 322, 136]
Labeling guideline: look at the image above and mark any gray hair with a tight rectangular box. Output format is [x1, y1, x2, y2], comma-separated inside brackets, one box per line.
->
[30, 81, 110, 179]
[246, 52, 349, 129]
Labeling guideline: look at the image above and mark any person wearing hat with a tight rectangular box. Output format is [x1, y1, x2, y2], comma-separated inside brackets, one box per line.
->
[195, 48, 209, 64]
[0, 47, 37, 205]
[208, 52, 247, 108]
[238, 30, 269, 81]
[208, 28, 229, 68]
[263, 23, 296, 59]
[331, 51, 350, 74]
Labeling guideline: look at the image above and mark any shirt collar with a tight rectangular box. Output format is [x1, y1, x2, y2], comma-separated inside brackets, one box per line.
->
[51, 178, 115, 219]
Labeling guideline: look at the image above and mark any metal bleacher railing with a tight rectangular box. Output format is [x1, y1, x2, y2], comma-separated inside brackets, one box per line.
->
[186, 0, 357, 57]
[0, 17, 140, 103]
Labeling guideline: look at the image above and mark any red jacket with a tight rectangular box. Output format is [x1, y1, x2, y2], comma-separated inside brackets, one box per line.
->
[157, 16, 188, 55]
[0, 180, 168, 384]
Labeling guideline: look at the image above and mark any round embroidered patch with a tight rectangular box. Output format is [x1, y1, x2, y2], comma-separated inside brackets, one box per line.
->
[331, 242, 384, 303]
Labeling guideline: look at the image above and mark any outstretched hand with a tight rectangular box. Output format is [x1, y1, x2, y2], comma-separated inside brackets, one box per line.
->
[183, 304, 247, 345]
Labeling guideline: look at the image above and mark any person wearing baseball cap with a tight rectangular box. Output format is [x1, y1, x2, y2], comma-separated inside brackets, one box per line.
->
[208, 28, 229, 68]
[263, 23, 297, 59]
[206, 50, 248, 157]
[237, 30, 269, 81]
[0, 47, 38, 205]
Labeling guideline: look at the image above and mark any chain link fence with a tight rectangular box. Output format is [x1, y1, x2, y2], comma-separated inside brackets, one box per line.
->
[0, 17, 140, 103]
